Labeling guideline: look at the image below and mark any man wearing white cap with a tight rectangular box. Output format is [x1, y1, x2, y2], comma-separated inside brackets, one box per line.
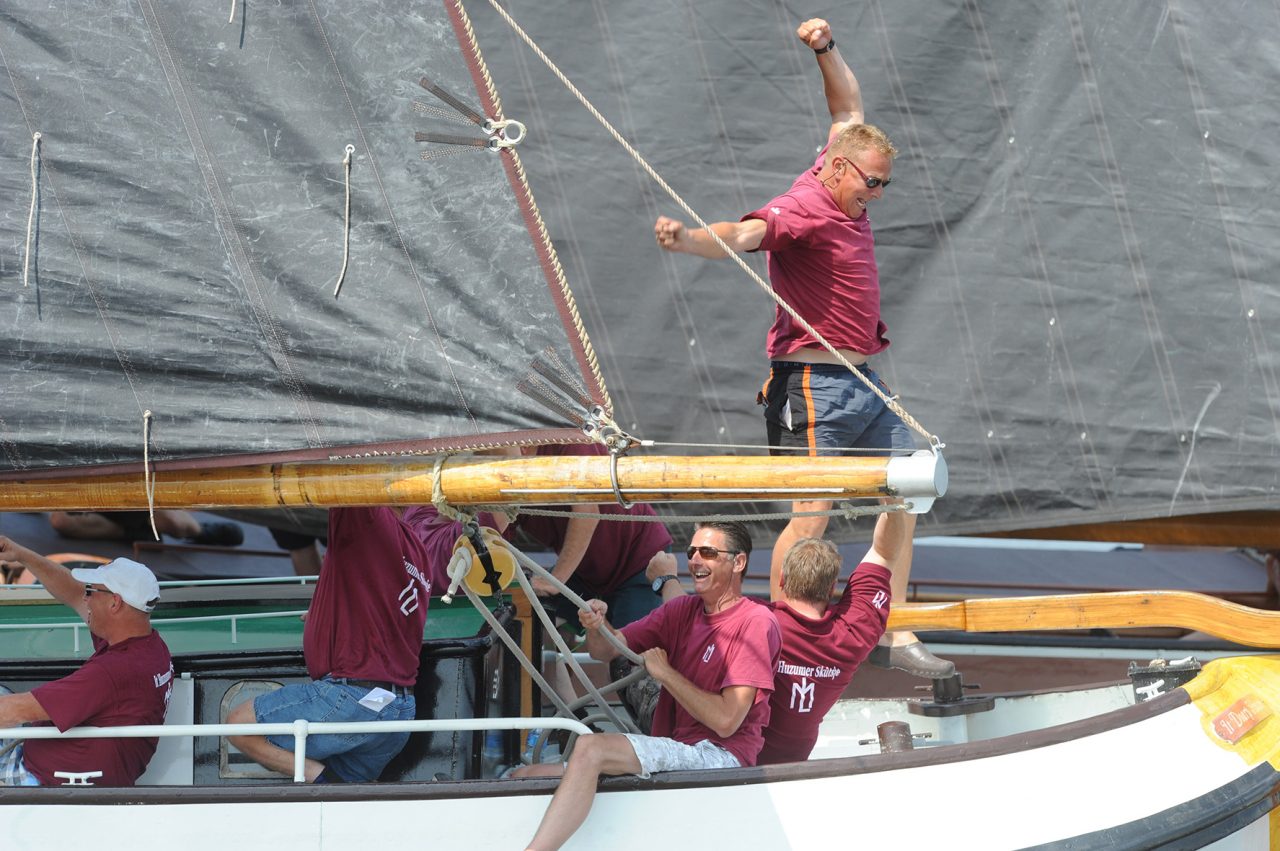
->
[0, 537, 174, 786]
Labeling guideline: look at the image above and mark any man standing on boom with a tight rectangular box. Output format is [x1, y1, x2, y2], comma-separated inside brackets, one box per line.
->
[655, 17, 950, 677]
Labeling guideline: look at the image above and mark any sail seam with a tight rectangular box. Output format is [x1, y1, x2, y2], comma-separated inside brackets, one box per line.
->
[139, 0, 325, 449]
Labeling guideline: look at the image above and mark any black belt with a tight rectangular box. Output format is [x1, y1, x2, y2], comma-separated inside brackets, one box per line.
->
[324, 677, 412, 697]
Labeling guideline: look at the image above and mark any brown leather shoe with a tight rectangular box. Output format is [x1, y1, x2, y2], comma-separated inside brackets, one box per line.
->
[867, 641, 955, 679]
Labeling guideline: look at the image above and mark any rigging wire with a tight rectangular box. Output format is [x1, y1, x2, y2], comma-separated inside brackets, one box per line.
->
[481, 0, 939, 449]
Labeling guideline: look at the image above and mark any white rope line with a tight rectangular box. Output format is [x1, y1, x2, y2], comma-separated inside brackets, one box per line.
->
[23, 133, 41, 288]
[512, 502, 901, 524]
[332, 144, 356, 298]
[142, 410, 159, 541]
[228, 0, 237, 25]
[484, 0, 937, 447]
[506, 557, 637, 733]
[642, 439, 902, 454]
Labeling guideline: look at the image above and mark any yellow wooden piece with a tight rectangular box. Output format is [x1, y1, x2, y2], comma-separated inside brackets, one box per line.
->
[0, 454, 894, 511]
[1183, 656, 1280, 770]
[453, 529, 518, 596]
[887, 590, 1280, 648]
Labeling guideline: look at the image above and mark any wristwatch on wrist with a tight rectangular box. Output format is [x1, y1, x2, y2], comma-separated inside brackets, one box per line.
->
[652, 574, 678, 595]
[814, 39, 835, 55]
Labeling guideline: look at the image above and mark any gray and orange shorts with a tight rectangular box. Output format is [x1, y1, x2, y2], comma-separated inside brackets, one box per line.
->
[759, 361, 915, 457]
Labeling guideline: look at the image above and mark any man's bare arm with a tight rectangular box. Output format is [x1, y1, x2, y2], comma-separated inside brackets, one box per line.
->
[579, 599, 627, 663]
[533, 505, 599, 597]
[797, 18, 865, 142]
[0, 692, 52, 728]
[644, 646, 758, 738]
[655, 217, 766, 258]
[0, 536, 87, 620]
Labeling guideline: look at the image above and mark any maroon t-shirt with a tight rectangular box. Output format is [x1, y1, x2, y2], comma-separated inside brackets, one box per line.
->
[402, 505, 500, 596]
[743, 148, 890, 360]
[303, 507, 433, 686]
[26, 630, 173, 786]
[508, 444, 673, 597]
[757, 562, 891, 765]
[621, 595, 780, 767]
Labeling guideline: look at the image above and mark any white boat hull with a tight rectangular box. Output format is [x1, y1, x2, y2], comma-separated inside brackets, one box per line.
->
[3, 656, 1276, 850]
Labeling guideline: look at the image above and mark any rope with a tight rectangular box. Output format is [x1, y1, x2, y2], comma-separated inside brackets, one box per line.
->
[506, 559, 637, 733]
[483, 0, 938, 447]
[227, 0, 236, 24]
[23, 133, 41, 288]
[142, 410, 159, 541]
[430, 453, 473, 524]
[450, 0, 614, 417]
[643, 439, 900, 454]
[512, 502, 901, 524]
[332, 144, 355, 298]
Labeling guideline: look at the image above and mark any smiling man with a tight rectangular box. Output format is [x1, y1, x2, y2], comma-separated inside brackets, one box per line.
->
[0, 539, 173, 786]
[520, 521, 780, 851]
[654, 17, 950, 679]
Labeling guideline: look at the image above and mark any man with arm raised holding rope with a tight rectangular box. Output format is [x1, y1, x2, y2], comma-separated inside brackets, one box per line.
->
[655, 17, 951, 678]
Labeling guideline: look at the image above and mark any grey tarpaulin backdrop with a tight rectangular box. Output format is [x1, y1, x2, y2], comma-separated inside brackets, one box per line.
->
[464, 0, 1280, 538]
[0, 0, 602, 474]
[2, 1, 1278, 540]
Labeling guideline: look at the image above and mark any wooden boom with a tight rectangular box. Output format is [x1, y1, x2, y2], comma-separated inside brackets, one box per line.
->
[0, 452, 946, 512]
[889, 590, 1280, 649]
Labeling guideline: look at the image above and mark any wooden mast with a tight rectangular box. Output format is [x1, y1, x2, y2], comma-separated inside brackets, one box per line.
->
[0, 452, 947, 512]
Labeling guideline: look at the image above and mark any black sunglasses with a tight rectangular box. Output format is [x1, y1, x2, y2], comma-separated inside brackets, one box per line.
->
[83, 585, 113, 598]
[685, 545, 741, 561]
[847, 160, 891, 189]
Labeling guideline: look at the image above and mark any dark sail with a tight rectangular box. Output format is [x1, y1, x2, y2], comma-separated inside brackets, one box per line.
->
[465, 1, 1280, 537]
[0, 1, 605, 477]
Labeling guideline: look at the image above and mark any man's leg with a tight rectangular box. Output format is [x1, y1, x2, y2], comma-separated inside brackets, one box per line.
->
[225, 699, 325, 781]
[526, 733, 642, 851]
[48, 512, 128, 541]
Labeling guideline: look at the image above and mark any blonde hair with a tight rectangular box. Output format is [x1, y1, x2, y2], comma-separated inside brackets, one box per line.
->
[828, 123, 898, 164]
[780, 538, 841, 604]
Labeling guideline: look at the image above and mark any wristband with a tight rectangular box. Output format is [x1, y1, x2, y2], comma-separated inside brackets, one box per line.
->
[814, 39, 835, 55]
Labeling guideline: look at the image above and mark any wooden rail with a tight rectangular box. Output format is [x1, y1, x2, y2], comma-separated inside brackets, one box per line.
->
[889, 590, 1280, 649]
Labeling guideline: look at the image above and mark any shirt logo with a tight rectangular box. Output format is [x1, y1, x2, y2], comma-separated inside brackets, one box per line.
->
[790, 677, 816, 713]
[702, 643, 716, 663]
[399, 580, 420, 615]
[871, 590, 888, 610]
[770, 206, 782, 216]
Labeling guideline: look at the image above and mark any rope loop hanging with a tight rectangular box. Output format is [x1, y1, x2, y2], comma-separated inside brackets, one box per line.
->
[142, 410, 160, 541]
[332, 144, 356, 298]
[23, 132, 41, 288]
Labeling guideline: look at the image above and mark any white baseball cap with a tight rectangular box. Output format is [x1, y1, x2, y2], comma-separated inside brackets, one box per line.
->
[72, 558, 161, 613]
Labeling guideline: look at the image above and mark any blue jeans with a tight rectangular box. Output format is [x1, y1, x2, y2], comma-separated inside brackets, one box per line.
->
[255, 679, 416, 782]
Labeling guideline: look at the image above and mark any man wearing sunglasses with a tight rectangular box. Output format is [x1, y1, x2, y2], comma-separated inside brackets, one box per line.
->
[522, 521, 780, 851]
[653, 17, 949, 679]
[0, 539, 172, 786]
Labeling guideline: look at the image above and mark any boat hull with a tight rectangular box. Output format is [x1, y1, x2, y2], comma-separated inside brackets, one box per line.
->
[1, 657, 1275, 850]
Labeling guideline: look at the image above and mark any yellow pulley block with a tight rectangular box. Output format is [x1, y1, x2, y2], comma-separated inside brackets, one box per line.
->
[452, 527, 518, 596]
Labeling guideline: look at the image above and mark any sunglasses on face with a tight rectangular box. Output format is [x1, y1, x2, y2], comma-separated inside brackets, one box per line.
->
[685, 545, 741, 561]
[83, 585, 112, 598]
[845, 159, 891, 189]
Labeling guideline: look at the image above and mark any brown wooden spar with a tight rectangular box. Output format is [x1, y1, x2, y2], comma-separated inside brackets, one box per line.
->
[0, 451, 947, 512]
[888, 590, 1280, 648]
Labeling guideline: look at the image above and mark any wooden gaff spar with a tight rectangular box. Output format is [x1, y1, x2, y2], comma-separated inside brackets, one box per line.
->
[0, 451, 947, 512]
